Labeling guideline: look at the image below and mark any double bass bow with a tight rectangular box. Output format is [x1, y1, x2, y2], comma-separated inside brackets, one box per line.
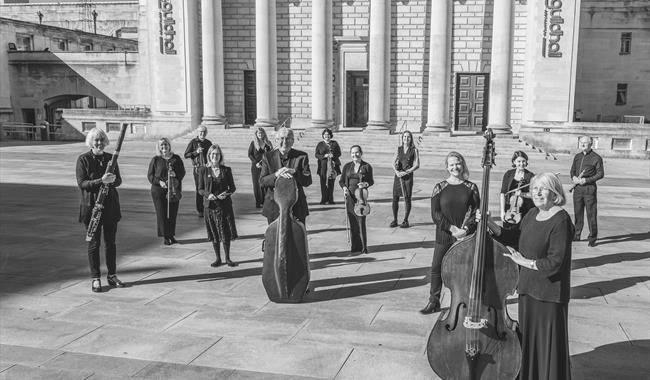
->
[427, 129, 521, 380]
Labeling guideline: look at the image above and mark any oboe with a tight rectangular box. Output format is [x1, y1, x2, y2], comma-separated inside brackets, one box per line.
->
[85, 124, 128, 242]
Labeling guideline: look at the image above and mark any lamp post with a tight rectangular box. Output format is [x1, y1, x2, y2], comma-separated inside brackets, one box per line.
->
[92, 10, 98, 34]
[37, 11, 43, 25]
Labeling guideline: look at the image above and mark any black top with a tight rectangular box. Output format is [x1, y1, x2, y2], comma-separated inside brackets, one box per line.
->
[502, 208, 574, 303]
[501, 168, 535, 216]
[147, 154, 186, 189]
[314, 140, 342, 177]
[339, 160, 374, 211]
[248, 141, 273, 166]
[198, 165, 236, 210]
[259, 149, 312, 221]
[76, 150, 122, 224]
[570, 149, 604, 186]
[184, 137, 213, 168]
[430, 180, 480, 245]
[394, 146, 416, 181]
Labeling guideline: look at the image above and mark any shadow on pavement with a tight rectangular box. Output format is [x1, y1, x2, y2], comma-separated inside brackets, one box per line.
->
[571, 340, 649, 379]
[572, 251, 650, 269]
[596, 231, 650, 246]
[570, 276, 650, 299]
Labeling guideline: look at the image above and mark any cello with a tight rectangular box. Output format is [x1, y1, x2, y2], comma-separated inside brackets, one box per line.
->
[262, 176, 310, 303]
[427, 129, 521, 379]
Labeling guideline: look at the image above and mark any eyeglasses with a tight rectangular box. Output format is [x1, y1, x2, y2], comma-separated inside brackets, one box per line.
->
[531, 186, 550, 193]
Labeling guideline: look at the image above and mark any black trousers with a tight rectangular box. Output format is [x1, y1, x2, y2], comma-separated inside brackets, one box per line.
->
[85, 217, 117, 279]
[319, 174, 336, 203]
[573, 185, 598, 240]
[151, 187, 179, 239]
[251, 164, 264, 206]
[429, 240, 453, 303]
[346, 211, 367, 252]
[192, 167, 202, 214]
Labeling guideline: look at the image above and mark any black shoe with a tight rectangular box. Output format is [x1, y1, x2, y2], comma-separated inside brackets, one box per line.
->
[419, 302, 440, 315]
[226, 259, 238, 267]
[389, 220, 398, 228]
[210, 260, 223, 268]
[319, 200, 326, 205]
[92, 278, 102, 293]
[170, 237, 179, 244]
[588, 240, 597, 247]
[361, 249, 368, 255]
[573, 235, 581, 242]
[163, 238, 172, 245]
[400, 220, 410, 228]
[107, 275, 126, 288]
[328, 201, 336, 205]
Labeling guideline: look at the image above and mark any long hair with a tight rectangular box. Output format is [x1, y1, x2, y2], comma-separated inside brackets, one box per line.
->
[206, 144, 225, 167]
[85, 128, 109, 149]
[156, 137, 173, 156]
[445, 151, 470, 180]
[253, 127, 272, 151]
[400, 130, 415, 150]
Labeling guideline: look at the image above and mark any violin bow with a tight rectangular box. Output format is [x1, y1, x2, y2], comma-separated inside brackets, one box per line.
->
[504, 172, 560, 195]
[344, 190, 350, 243]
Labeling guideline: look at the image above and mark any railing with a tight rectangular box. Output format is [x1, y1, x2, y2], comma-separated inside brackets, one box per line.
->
[0, 122, 46, 140]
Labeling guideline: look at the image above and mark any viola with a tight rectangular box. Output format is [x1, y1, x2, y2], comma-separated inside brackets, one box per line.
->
[262, 176, 310, 303]
[427, 129, 521, 379]
[504, 180, 524, 224]
[353, 173, 370, 216]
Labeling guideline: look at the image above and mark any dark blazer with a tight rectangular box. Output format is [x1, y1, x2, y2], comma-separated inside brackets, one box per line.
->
[76, 150, 122, 224]
[147, 154, 186, 193]
[314, 140, 342, 177]
[183, 137, 213, 168]
[339, 160, 374, 210]
[259, 149, 312, 222]
[197, 165, 236, 209]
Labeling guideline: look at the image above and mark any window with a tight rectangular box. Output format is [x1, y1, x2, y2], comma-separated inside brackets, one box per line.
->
[620, 32, 631, 55]
[53, 38, 68, 51]
[105, 122, 121, 132]
[82, 122, 96, 131]
[83, 43, 93, 51]
[616, 83, 627, 105]
[611, 138, 631, 151]
[15, 33, 32, 51]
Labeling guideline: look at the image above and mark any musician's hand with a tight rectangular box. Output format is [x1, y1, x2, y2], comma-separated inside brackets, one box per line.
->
[196, 147, 203, 154]
[358, 182, 368, 189]
[580, 178, 586, 185]
[102, 173, 116, 184]
[572, 176, 580, 184]
[169, 170, 176, 177]
[276, 167, 295, 179]
[514, 190, 522, 197]
[207, 193, 217, 201]
[256, 162, 262, 169]
[343, 187, 349, 196]
[450, 225, 467, 239]
[159, 180, 167, 188]
[503, 246, 531, 268]
[217, 192, 227, 200]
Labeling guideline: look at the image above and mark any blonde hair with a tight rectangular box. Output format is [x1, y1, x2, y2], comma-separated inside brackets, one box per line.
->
[85, 128, 109, 148]
[206, 144, 224, 167]
[253, 127, 272, 151]
[445, 151, 470, 180]
[531, 172, 566, 206]
[156, 137, 173, 156]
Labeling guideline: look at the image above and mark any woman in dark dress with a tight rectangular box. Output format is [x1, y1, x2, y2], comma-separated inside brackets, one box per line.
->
[339, 145, 374, 254]
[486, 172, 573, 380]
[198, 144, 239, 268]
[314, 128, 341, 205]
[76, 128, 126, 292]
[248, 127, 273, 208]
[420, 151, 480, 314]
[147, 138, 186, 245]
[390, 130, 420, 228]
[500, 151, 535, 249]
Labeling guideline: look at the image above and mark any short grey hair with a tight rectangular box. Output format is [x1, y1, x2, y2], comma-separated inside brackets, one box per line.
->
[579, 135, 593, 143]
[531, 172, 566, 206]
[85, 128, 109, 148]
[276, 127, 294, 139]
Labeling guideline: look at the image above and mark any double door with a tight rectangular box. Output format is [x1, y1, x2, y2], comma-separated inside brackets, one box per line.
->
[455, 73, 489, 132]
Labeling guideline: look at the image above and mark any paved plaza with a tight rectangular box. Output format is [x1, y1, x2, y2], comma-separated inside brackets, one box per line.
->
[0, 133, 648, 379]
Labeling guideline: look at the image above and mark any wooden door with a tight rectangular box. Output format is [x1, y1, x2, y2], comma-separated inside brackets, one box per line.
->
[454, 73, 489, 132]
[244, 70, 256, 126]
[346, 71, 369, 128]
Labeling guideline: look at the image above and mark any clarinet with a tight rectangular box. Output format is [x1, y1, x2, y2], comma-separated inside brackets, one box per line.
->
[85, 124, 128, 242]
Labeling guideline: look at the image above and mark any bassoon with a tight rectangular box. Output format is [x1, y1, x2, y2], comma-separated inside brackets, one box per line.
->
[85, 123, 128, 242]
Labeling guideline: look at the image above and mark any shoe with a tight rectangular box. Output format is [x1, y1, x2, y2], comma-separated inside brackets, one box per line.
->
[226, 259, 239, 267]
[361, 248, 368, 255]
[319, 200, 326, 205]
[163, 238, 172, 245]
[328, 201, 336, 205]
[91, 278, 102, 293]
[400, 220, 410, 228]
[107, 275, 126, 288]
[588, 240, 597, 247]
[210, 260, 223, 268]
[170, 237, 178, 244]
[573, 235, 581, 242]
[419, 302, 440, 315]
[389, 220, 398, 228]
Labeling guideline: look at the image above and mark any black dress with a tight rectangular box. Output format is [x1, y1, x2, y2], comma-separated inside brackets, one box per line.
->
[392, 146, 416, 198]
[198, 166, 238, 243]
[147, 154, 186, 239]
[339, 160, 374, 253]
[315, 140, 341, 204]
[500, 168, 535, 248]
[248, 141, 272, 207]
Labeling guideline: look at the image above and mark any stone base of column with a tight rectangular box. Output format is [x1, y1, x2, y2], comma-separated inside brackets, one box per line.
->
[202, 115, 228, 129]
[487, 124, 512, 135]
[365, 120, 390, 132]
[423, 123, 450, 136]
[255, 118, 279, 130]
[310, 119, 333, 129]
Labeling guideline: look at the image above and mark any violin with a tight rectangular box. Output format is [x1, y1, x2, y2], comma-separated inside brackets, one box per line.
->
[504, 180, 524, 224]
[353, 173, 370, 216]
[427, 129, 521, 379]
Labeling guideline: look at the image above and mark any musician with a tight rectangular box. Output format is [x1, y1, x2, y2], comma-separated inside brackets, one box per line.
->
[499, 151, 535, 248]
[147, 138, 186, 245]
[248, 127, 273, 209]
[315, 128, 341, 205]
[198, 144, 239, 267]
[485, 172, 574, 380]
[259, 127, 312, 225]
[570, 135, 604, 247]
[184, 125, 212, 217]
[76, 128, 126, 293]
[340, 145, 374, 254]
[421, 151, 479, 314]
[390, 130, 420, 228]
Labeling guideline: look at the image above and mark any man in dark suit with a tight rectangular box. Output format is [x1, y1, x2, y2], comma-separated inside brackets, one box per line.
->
[570, 135, 604, 247]
[259, 127, 312, 225]
[184, 125, 212, 217]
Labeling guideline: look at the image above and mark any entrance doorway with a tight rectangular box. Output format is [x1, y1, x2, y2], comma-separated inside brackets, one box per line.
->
[454, 73, 489, 132]
[345, 71, 368, 128]
[243, 70, 257, 126]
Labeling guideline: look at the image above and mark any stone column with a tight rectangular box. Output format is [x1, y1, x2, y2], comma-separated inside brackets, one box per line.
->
[366, 0, 390, 131]
[311, 0, 333, 129]
[255, 0, 279, 128]
[487, 0, 513, 134]
[200, 0, 227, 127]
[424, 0, 450, 134]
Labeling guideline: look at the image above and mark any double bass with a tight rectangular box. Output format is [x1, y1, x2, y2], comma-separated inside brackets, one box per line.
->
[262, 176, 310, 303]
[427, 129, 521, 379]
